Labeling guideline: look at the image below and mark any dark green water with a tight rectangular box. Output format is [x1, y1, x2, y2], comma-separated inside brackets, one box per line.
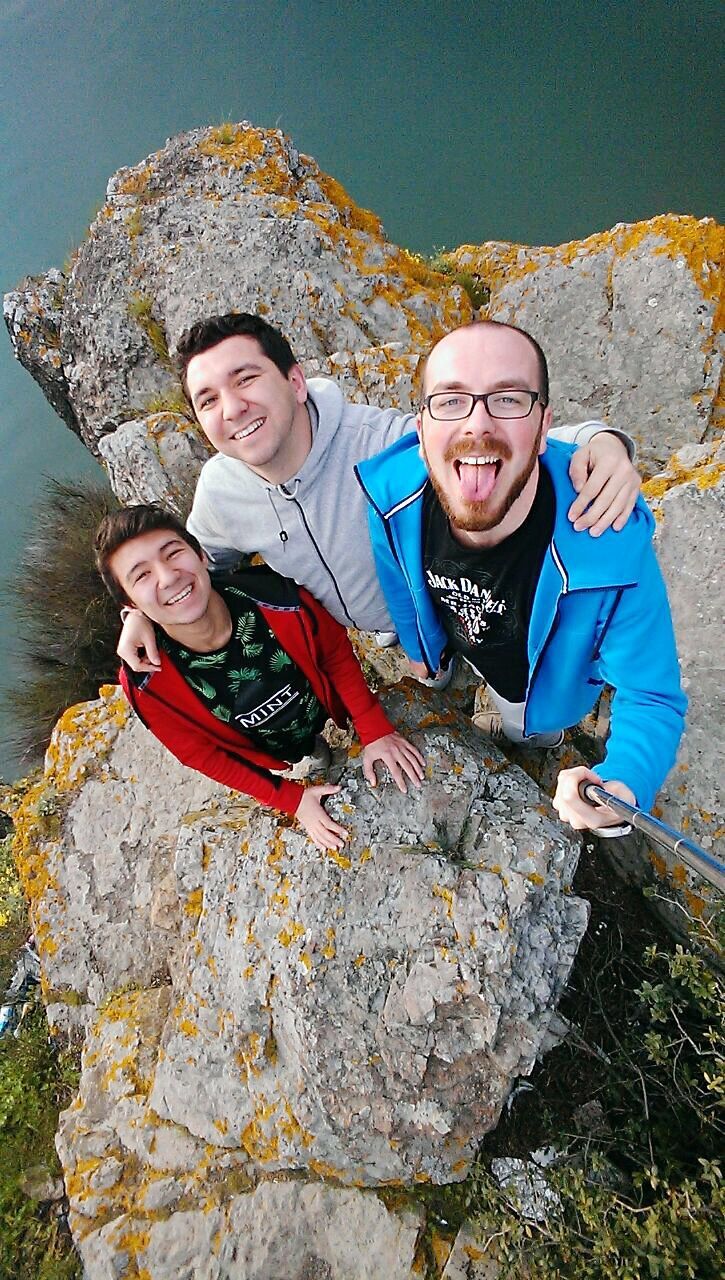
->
[1, 0, 722, 780]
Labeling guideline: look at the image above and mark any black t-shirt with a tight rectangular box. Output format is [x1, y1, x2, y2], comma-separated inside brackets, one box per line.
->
[159, 582, 327, 761]
[422, 467, 555, 702]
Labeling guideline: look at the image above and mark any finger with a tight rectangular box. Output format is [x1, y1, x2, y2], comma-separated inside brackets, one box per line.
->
[570, 475, 620, 532]
[319, 816, 348, 848]
[363, 756, 378, 787]
[399, 750, 425, 785]
[597, 485, 639, 535]
[567, 449, 590, 495]
[313, 784, 341, 798]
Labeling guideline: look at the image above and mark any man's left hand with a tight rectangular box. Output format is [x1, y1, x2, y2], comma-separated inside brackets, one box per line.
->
[568, 434, 641, 536]
[553, 765, 635, 830]
[363, 733, 426, 794]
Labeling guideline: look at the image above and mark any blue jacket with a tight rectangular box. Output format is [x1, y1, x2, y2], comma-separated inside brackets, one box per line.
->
[356, 434, 686, 810]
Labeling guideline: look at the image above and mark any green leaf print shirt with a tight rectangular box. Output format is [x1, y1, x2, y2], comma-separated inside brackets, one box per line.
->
[159, 583, 327, 761]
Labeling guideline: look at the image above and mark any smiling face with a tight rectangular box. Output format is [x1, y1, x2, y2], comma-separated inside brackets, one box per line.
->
[108, 528, 214, 633]
[418, 324, 552, 544]
[185, 335, 311, 483]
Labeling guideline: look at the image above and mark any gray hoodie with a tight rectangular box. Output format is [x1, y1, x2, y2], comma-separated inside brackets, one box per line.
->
[187, 377, 622, 631]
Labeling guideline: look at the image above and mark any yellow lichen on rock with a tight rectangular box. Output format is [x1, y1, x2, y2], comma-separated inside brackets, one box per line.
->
[448, 215, 724, 323]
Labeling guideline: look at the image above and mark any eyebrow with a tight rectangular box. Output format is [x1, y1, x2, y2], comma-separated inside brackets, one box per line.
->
[429, 377, 531, 394]
[125, 537, 183, 580]
[190, 362, 263, 404]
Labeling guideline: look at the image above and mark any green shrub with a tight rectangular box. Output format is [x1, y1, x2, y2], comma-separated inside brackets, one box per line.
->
[2, 479, 121, 765]
[0, 840, 80, 1278]
[0, 1008, 81, 1280]
[460, 910, 724, 1277]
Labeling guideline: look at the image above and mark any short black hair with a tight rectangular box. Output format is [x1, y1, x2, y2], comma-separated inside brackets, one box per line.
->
[175, 313, 298, 401]
[94, 504, 203, 607]
[422, 319, 549, 406]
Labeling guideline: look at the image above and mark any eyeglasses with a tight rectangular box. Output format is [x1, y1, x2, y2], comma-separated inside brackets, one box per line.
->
[422, 390, 546, 421]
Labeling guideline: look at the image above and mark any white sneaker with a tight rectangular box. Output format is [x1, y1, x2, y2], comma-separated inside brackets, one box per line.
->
[415, 657, 456, 689]
[374, 631, 398, 648]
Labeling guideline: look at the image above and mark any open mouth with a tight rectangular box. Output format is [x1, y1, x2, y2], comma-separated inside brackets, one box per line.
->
[232, 417, 264, 441]
[453, 455, 503, 503]
[166, 584, 193, 606]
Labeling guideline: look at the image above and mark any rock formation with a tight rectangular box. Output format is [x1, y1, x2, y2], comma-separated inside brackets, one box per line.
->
[4, 121, 723, 1275]
[14, 682, 586, 1276]
[446, 217, 723, 475]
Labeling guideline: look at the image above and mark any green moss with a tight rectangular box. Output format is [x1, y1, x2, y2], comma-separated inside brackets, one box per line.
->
[128, 293, 171, 365]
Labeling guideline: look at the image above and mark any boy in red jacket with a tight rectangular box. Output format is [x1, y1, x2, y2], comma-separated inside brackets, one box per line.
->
[95, 505, 424, 848]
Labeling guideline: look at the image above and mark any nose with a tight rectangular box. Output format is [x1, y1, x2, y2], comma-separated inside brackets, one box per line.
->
[462, 397, 495, 436]
[221, 386, 247, 420]
[156, 558, 178, 586]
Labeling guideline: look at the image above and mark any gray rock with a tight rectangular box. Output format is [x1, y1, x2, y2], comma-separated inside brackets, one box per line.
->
[76, 1182, 423, 1280]
[21, 677, 587, 1269]
[448, 216, 723, 474]
[5, 122, 468, 460]
[645, 444, 725, 924]
[4, 268, 81, 438]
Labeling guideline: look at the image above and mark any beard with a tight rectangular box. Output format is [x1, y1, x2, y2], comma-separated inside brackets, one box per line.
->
[422, 425, 543, 533]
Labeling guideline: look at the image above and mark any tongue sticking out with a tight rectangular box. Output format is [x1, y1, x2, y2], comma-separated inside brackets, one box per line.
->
[457, 461, 499, 503]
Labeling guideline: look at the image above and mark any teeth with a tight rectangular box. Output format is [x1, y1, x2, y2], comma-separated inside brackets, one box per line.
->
[458, 456, 500, 466]
[167, 585, 192, 606]
[233, 417, 264, 440]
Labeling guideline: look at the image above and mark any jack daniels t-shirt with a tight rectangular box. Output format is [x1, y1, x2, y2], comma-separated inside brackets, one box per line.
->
[422, 467, 555, 702]
[159, 582, 327, 761]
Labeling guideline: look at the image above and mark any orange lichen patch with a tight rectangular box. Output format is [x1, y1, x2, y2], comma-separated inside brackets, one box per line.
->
[279, 1100, 314, 1148]
[684, 890, 707, 918]
[418, 708, 460, 729]
[117, 164, 153, 197]
[277, 920, 305, 947]
[354, 952, 366, 967]
[526, 872, 545, 886]
[184, 888, 203, 919]
[359, 846, 372, 864]
[432, 883, 454, 917]
[449, 214, 724, 325]
[326, 847, 352, 870]
[316, 172, 384, 238]
[643, 450, 724, 503]
[198, 124, 265, 165]
[649, 851, 668, 879]
[322, 927, 337, 960]
[464, 1242, 486, 1261]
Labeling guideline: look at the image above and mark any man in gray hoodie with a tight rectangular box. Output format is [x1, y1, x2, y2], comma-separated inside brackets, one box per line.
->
[118, 313, 640, 671]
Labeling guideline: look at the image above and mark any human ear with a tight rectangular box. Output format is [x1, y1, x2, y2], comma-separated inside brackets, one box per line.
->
[289, 364, 308, 403]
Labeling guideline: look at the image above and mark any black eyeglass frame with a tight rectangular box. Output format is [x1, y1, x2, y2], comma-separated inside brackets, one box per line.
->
[421, 390, 547, 421]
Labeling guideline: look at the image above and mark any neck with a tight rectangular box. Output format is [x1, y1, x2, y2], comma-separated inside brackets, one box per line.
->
[164, 590, 232, 651]
[451, 462, 541, 549]
[252, 403, 313, 485]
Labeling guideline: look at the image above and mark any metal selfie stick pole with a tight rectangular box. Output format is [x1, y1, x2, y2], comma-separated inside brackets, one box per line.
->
[579, 782, 725, 895]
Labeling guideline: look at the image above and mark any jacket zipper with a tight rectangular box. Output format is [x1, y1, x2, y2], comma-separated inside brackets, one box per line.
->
[290, 496, 357, 628]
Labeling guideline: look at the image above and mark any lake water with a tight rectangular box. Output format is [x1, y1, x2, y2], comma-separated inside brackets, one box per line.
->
[1, 0, 722, 781]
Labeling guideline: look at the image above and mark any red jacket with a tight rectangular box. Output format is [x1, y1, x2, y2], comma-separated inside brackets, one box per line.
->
[119, 569, 394, 816]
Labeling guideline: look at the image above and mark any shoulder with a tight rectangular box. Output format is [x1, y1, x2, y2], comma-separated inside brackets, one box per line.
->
[308, 377, 412, 443]
[355, 430, 426, 510]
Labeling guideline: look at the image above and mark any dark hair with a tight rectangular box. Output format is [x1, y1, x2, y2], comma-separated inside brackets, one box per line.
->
[175, 312, 298, 401]
[94, 504, 203, 607]
[422, 319, 549, 406]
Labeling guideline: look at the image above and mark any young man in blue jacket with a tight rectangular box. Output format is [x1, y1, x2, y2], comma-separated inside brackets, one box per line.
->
[355, 320, 686, 833]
